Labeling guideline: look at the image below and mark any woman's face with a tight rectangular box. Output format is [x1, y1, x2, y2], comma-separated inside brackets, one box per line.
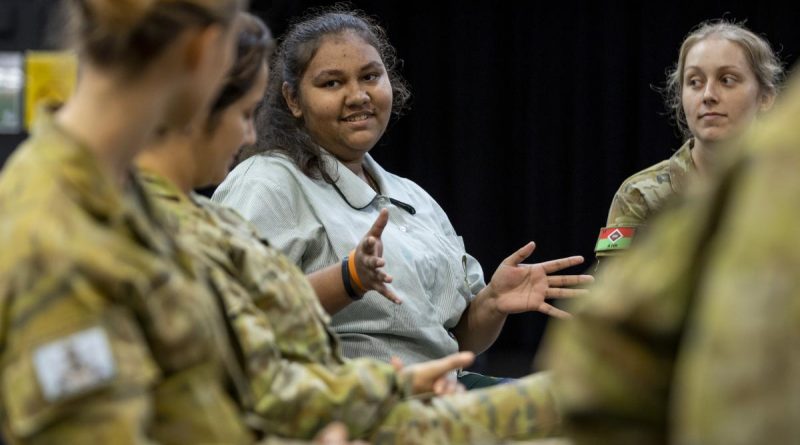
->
[681, 37, 772, 147]
[195, 62, 268, 187]
[285, 31, 393, 163]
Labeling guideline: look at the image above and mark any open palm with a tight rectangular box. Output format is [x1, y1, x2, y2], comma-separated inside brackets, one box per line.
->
[489, 242, 593, 318]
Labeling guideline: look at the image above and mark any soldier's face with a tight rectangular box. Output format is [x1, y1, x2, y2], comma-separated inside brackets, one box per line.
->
[681, 38, 772, 148]
[197, 62, 268, 187]
[283, 31, 393, 164]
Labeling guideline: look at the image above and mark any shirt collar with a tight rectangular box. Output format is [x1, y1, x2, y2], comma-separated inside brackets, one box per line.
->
[325, 150, 381, 210]
[317, 150, 416, 215]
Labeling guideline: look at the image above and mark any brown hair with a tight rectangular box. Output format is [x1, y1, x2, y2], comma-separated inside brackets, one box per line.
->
[64, 0, 247, 74]
[663, 19, 784, 139]
[206, 12, 274, 130]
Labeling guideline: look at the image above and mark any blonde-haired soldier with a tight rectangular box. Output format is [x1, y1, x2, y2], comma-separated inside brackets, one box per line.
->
[596, 20, 782, 258]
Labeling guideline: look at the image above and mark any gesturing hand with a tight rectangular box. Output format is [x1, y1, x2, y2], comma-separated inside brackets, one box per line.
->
[353, 209, 401, 304]
[398, 351, 474, 397]
[313, 422, 369, 445]
[487, 242, 593, 318]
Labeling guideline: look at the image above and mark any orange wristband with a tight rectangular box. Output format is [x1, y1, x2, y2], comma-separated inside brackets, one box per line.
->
[348, 249, 366, 293]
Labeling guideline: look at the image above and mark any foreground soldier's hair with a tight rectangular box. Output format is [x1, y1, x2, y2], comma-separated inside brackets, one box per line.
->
[63, 0, 246, 75]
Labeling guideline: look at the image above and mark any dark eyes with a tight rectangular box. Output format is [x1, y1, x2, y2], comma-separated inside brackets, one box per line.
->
[319, 72, 381, 89]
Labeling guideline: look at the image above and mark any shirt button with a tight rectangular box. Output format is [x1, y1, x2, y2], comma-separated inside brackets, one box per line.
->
[399, 225, 407, 232]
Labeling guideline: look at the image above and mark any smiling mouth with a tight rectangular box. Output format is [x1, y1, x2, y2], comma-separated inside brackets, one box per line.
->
[342, 113, 373, 123]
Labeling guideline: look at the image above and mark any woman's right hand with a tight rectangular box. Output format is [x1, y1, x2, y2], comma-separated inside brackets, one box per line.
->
[352, 209, 402, 304]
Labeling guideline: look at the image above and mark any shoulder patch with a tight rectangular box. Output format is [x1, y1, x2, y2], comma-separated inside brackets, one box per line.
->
[655, 172, 671, 184]
[33, 326, 116, 402]
[595, 226, 637, 254]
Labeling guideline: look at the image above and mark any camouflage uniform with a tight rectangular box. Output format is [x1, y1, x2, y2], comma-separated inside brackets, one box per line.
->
[0, 113, 254, 444]
[595, 140, 696, 259]
[140, 170, 562, 444]
[606, 139, 696, 227]
[543, 75, 800, 444]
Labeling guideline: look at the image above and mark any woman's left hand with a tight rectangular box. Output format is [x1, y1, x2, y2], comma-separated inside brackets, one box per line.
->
[487, 242, 593, 318]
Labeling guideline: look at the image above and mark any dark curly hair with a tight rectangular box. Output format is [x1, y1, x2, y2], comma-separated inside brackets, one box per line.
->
[239, 6, 411, 183]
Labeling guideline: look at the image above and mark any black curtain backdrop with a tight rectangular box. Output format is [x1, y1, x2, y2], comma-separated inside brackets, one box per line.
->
[248, 0, 800, 376]
[1, 0, 798, 376]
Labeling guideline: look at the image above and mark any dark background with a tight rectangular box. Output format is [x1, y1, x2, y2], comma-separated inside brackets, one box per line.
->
[2, 0, 798, 376]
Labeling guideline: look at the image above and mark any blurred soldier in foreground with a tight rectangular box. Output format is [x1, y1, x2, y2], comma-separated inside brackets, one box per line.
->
[545, 68, 800, 444]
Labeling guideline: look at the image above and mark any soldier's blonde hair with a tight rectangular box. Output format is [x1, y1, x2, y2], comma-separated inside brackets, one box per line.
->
[63, 0, 247, 75]
[665, 20, 784, 139]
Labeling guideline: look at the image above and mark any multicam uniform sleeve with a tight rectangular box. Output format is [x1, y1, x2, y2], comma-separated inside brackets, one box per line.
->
[372, 372, 562, 444]
[3, 235, 253, 445]
[606, 182, 650, 227]
[221, 279, 410, 440]
[1, 265, 162, 444]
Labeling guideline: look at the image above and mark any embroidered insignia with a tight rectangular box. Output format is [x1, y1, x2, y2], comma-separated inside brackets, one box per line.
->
[595, 226, 637, 253]
[33, 327, 116, 401]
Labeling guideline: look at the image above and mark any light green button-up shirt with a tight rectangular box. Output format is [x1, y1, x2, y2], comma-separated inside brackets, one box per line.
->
[214, 152, 485, 366]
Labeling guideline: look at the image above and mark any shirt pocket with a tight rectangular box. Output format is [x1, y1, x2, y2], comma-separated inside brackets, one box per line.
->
[416, 233, 471, 326]
[441, 234, 471, 299]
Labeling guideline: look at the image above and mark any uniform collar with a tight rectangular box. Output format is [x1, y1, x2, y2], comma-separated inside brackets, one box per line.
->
[669, 138, 697, 194]
[137, 168, 212, 224]
[138, 168, 193, 206]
